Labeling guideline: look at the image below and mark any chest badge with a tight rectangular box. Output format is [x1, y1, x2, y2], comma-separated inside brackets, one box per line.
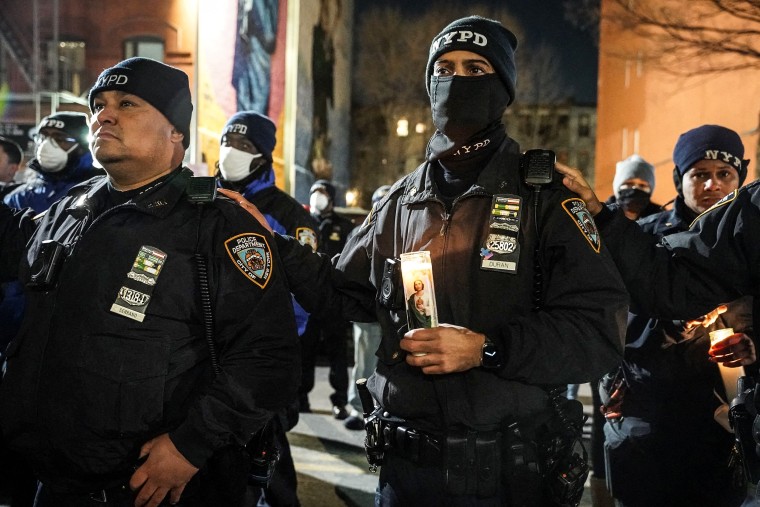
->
[110, 245, 167, 322]
[225, 233, 273, 288]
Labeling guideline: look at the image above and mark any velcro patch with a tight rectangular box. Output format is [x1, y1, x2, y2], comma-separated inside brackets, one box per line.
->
[296, 227, 318, 252]
[225, 233, 273, 288]
[561, 198, 600, 253]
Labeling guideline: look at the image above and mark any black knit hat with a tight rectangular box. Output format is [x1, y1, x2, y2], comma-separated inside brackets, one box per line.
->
[88, 57, 193, 149]
[35, 112, 89, 148]
[310, 179, 336, 202]
[673, 124, 748, 184]
[426, 16, 518, 104]
[221, 111, 277, 162]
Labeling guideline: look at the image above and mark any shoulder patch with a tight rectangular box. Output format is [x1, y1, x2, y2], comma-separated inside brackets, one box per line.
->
[561, 198, 601, 253]
[225, 233, 273, 288]
[689, 189, 738, 229]
[296, 227, 318, 252]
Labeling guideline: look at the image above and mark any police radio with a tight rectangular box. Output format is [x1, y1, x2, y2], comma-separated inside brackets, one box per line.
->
[521, 149, 556, 187]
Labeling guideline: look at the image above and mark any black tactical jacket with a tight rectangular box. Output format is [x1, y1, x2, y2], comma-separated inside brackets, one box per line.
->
[0, 168, 300, 492]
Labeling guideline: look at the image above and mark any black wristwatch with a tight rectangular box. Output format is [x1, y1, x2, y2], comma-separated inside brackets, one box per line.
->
[480, 339, 502, 369]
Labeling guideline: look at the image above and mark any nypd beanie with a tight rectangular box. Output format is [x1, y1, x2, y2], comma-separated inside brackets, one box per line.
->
[426, 16, 518, 104]
[36, 112, 90, 148]
[89, 57, 193, 149]
[221, 112, 277, 162]
[613, 154, 655, 197]
[673, 124, 748, 185]
[310, 179, 336, 202]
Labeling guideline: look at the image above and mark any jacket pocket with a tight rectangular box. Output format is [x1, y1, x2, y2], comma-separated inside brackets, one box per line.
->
[76, 334, 170, 437]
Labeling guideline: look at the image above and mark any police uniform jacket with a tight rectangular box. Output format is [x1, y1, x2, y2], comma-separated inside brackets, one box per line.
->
[3, 152, 101, 213]
[617, 196, 752, 444]
[312, 209, 355, 259]
[275, 137, 627, 434]
[595, 180, 760, 331]
[220, 165, 318, 336]
[0, 168, 300, 492]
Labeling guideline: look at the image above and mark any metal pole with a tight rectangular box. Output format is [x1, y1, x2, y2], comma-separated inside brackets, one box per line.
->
[52, 0, 59, 113]
[33, 0, 40, 123]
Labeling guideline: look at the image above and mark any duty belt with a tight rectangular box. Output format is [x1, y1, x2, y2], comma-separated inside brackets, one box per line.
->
[382, 422, 443, 466]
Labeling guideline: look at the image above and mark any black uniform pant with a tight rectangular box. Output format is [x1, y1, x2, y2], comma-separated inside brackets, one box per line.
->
[299, 317, 349, 407]
[376, 450, 558, 507]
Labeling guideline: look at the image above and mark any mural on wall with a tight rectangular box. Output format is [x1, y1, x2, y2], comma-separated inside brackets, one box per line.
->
[197, 0, 287, 183]
[197, 0, 352, 201]
[232, 0, 278, 113]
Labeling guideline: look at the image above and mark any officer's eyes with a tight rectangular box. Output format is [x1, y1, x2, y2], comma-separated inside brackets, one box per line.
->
[433, 65, 452, 76]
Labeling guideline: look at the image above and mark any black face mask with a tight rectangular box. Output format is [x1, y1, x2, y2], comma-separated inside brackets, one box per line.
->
[429, 74, 510, 147]
[617, 188, 651, 215]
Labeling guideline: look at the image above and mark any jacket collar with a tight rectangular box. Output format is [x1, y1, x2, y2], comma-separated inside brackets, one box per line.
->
[70, 166, 191, 219]
[401, 136, 521, 205]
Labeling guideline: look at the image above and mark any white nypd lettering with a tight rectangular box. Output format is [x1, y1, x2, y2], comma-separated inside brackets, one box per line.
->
[118, 286, 151, 306]
[452, 138, 490, 157]
[432, 30, 488, 52]
[225, 123, 248, 136]
[703, 149, 741, 168]
[41, 119, 66, 130]
[96, 74, 129, 87]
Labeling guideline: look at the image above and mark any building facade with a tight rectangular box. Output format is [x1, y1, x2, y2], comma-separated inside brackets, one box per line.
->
[595, 0, 760, 205]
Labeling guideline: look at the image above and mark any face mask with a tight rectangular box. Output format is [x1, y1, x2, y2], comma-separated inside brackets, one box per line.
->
[219, 146, 262, 182]
[310, 192, 329, 213]
[617, 188, 651, 215]
[36, 138, 76, 173]
[429, 74, 510, 145]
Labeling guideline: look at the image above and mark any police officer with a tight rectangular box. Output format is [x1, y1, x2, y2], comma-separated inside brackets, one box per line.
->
[300, 179, 355, 419]
[0, 136, 23, 199]
[557, 141, 760, 341]
[603, 125, 753, 507]
[344, 184, 391, 431]
[228, 16, 628, 505]
[3, 111, 101, 212]
[217, 110, 317, 507]
[0, 57, 300, 507]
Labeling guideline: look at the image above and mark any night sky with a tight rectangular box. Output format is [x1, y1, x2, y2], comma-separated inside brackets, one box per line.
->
[354, 0, 598, 104]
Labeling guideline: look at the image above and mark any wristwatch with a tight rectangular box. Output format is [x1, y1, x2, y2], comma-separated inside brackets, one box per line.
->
[480, 339, 502, 369]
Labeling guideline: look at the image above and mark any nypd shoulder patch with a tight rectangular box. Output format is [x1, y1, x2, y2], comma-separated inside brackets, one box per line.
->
[561, 198, 601, 253]
[225, 233, 273, 288]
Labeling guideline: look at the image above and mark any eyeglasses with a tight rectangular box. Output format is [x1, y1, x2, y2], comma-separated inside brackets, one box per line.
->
[34, 132, 77, 146]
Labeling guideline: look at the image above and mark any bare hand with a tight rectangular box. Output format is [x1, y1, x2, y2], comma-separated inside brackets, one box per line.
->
[400, 323, 485, 374]
[684, 305, 728, 332]
[130, 433, 199, 507]
[709, 332, 756, 367]
[217, 188, 273, 235]
[554, 162, 604, 215]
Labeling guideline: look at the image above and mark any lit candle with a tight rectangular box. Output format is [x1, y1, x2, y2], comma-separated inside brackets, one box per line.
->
[709, 328, 745, 402]
[400, 251, 438, 331]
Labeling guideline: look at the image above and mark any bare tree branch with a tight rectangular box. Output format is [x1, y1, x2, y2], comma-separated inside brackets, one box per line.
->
[602, 0, 760, 75]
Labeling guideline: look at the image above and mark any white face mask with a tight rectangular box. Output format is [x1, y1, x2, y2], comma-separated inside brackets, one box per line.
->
[219, 146, 261, 182]
[36, 138, 76, 173]
[310, 192, 329, 212]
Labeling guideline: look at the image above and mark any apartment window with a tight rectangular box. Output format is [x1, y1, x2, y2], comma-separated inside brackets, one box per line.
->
[578, 114, 590, 138]
[53, 40, 86, 95]
[124, 37, 164, 61]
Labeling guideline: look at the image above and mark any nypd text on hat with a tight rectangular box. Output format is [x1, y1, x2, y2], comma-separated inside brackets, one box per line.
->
[225, 123, 248, 135]
[95, 74, 129, 88]
[703, 150, 742, 169]
[41, 119, 67, 130]
[432, 30, 488, 52]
